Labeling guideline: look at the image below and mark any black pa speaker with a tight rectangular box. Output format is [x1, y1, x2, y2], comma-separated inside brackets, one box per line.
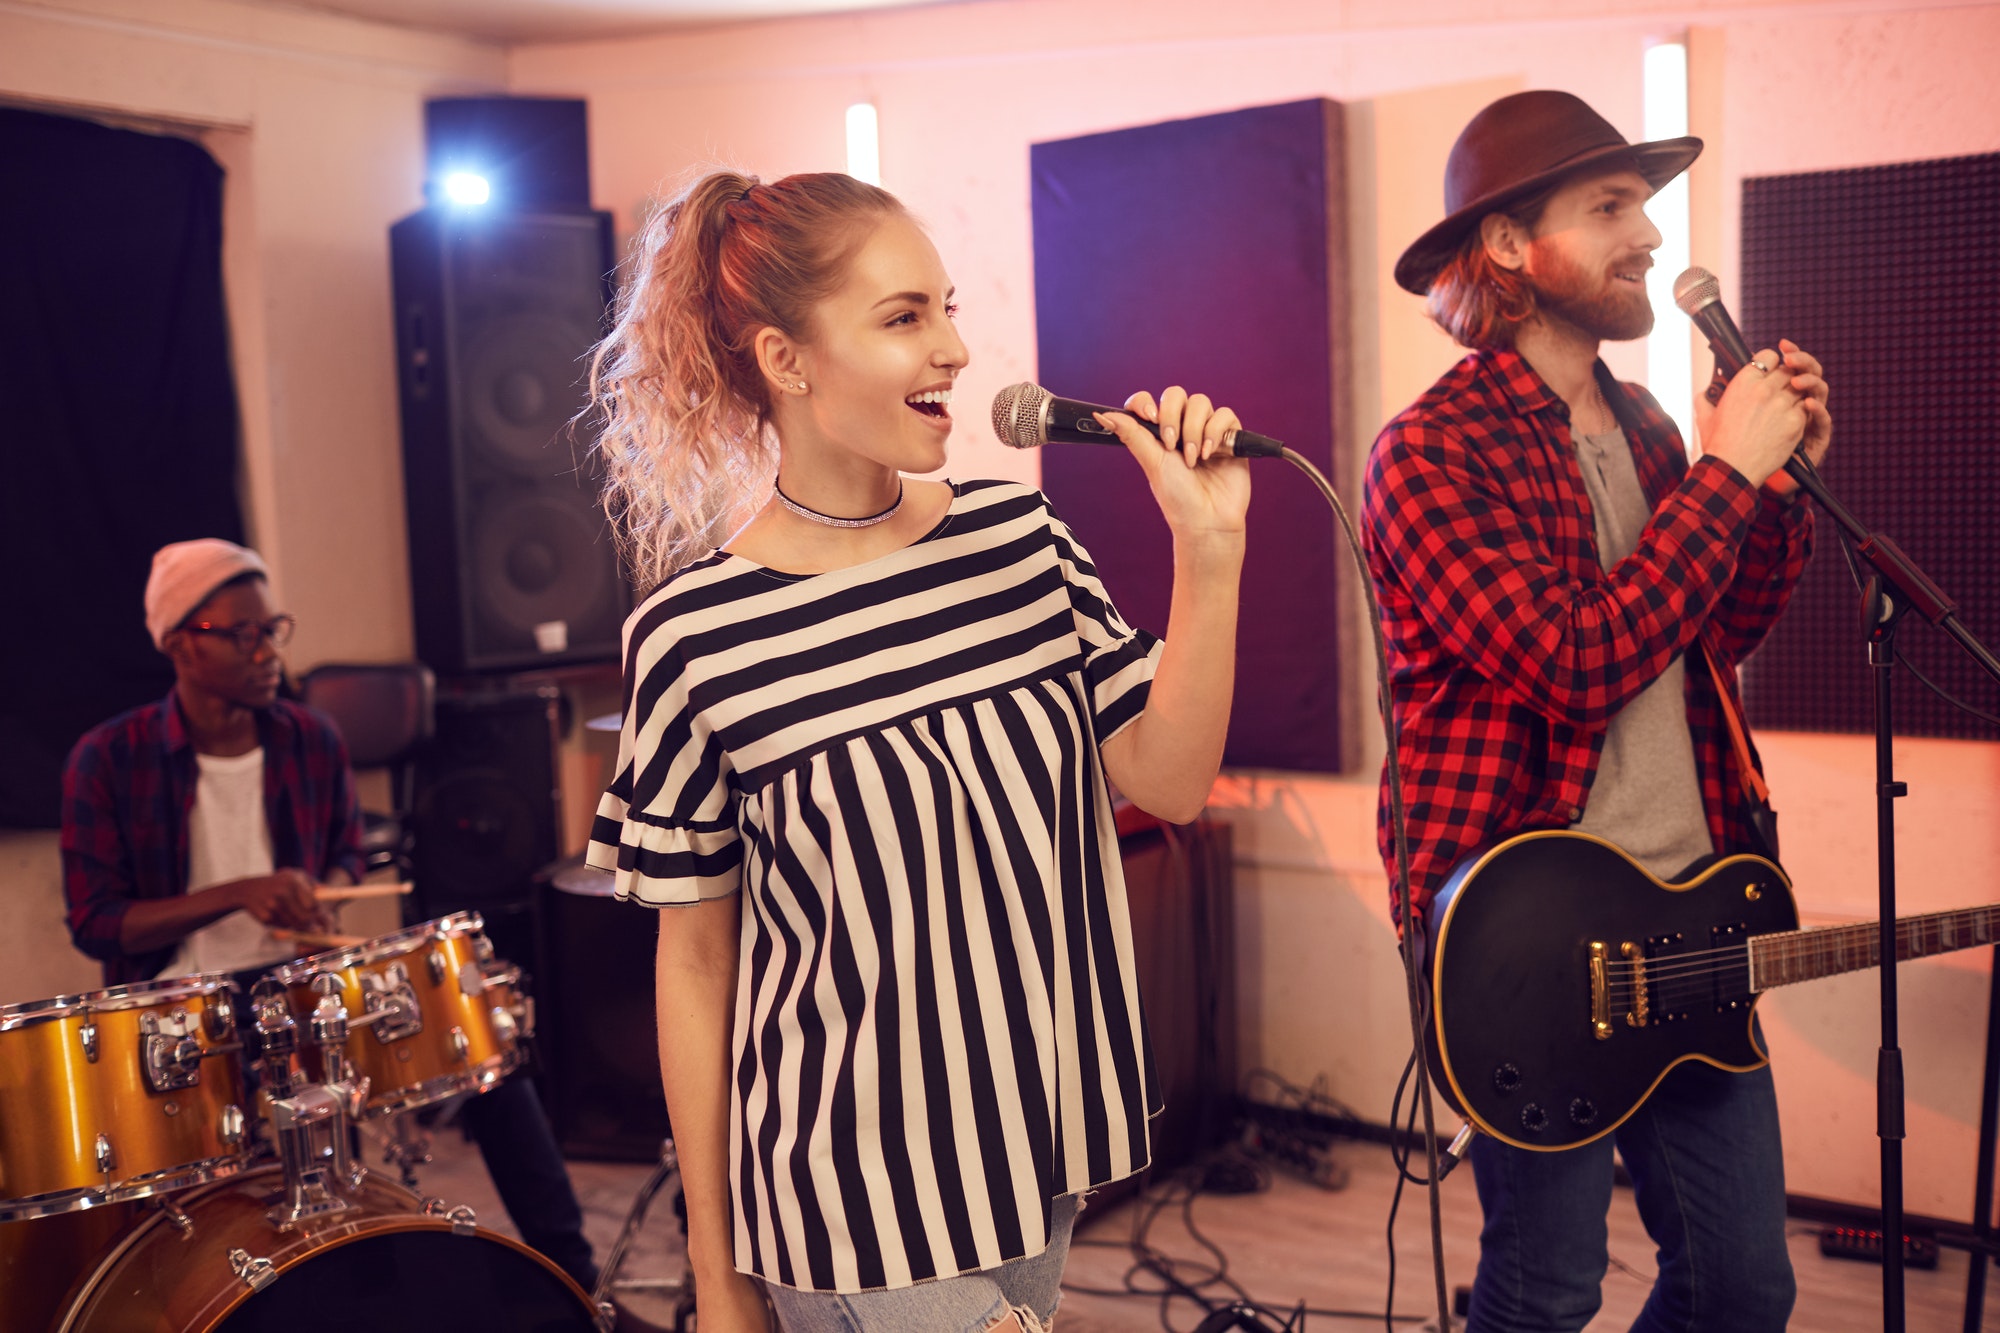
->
[410, 687, 563, 968]
[390, 208, 627, 675]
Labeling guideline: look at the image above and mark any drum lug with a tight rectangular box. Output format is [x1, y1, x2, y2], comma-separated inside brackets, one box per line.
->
[228, 1247, 278, 1292]
[491, 1005, 518, 1045]
[95, 1132, 115, 1177]
[79, 1018, 99, 1063]
[220, 1102, 246, 1147]
[360, 964, 424, 1044]
[449, 1025, 470, 1063]
[421, 1196, 479, 1236]
[427, 948, 448, 987]
[158, 1196, 195, 1237]
[140, 1009, 206, 1093]
[473, 932, 495, 963]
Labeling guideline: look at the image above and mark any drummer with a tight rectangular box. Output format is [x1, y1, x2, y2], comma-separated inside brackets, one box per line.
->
[59, 538, 604, 1298]
[62, 539, 351, 981]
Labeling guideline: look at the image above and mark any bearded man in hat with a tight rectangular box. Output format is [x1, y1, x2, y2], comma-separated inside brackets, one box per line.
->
[1362, 91, 1832, 1330]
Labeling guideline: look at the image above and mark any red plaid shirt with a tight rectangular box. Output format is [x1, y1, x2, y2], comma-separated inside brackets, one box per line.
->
[61, 689, 365, 985]
[1362, 348, 1813, 918]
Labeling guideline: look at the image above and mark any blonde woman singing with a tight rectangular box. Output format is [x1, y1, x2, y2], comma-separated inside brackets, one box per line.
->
[585, 170, 1249, 1333]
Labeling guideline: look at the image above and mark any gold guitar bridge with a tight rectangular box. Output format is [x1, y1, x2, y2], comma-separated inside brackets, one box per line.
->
[1622, 941, 1650, 1028]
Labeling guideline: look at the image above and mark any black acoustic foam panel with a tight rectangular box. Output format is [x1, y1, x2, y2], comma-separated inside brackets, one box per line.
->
[1031, 100, 1348, 773]
[1737, 153, 2000, 739]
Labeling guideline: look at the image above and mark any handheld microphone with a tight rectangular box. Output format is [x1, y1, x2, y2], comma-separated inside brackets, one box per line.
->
[989, 382, 1286, 458]
[1672, 266, 1756, 403]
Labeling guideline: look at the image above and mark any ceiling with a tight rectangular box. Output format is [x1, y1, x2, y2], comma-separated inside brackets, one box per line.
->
[240, 0, 968, 44]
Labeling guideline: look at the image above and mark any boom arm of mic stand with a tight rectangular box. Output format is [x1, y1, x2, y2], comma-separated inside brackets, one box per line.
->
[1780, 455, 2000, 684]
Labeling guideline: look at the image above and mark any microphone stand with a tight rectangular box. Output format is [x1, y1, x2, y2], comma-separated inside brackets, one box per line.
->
[1773, 453, 2000, 1333]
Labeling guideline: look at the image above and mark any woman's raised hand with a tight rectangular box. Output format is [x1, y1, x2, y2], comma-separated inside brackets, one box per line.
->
[1092, 387, 1251, 546]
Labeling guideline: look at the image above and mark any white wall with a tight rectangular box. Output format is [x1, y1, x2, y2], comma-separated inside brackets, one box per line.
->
[513, 0, 2000, 1220]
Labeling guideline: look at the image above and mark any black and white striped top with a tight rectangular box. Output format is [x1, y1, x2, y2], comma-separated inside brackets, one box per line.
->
[586, 479, 1164, 1294]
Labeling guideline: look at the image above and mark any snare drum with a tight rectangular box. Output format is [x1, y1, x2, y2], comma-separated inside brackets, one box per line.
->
[0, 976, 250, 1220]
[54, 1165, 597, 1331]
[266, 913, 527, 1117]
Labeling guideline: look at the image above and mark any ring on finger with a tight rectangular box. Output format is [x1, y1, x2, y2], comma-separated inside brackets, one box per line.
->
[1750, 360, 1773, 374]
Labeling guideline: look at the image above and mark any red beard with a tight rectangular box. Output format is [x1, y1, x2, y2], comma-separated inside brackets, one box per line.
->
[1527, 242, 1655, 342]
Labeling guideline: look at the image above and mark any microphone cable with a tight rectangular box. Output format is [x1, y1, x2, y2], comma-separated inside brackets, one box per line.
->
[1268, 444, 1455, 1333]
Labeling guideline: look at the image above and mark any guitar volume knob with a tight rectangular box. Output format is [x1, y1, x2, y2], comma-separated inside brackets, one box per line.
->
[1492, 1063, 1522, 1095]
[1569, 1097, 1598, 1127]
[1519, 1103, 1548, 1134]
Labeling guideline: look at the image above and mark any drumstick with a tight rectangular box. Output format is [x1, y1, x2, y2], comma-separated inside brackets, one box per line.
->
[272, 928, 370, 949]
[314, 882, 413, 902]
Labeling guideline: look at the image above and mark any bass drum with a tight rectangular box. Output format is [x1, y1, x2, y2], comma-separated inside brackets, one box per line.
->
[0, 1204, 139, 1333]
[57, 1166, 598, 1332]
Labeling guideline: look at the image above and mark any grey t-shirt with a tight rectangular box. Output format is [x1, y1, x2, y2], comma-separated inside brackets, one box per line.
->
[1569, 425, 1714, 880]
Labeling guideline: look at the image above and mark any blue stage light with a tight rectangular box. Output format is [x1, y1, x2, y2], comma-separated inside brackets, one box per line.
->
[443, 171, 491, 206]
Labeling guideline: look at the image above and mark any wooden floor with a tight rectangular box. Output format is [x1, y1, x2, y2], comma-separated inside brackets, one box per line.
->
[1056, 1143, 1994, 1333]
[413, 1123, 1996, 1332]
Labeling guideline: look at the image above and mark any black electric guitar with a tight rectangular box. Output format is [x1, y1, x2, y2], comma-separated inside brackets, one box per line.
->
[1424, 830, 2000, 1151]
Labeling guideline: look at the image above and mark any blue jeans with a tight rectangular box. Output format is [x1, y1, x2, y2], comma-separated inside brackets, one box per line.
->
[1467, 1058, 1795, 1333]
[763, 1194, 1080, 1332]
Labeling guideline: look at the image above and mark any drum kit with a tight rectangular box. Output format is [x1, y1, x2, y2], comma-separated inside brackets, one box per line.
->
[0, 912, 614, 1332]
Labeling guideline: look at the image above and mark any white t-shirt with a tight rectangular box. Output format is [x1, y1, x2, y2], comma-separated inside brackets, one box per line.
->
[157, 748, 292, 978]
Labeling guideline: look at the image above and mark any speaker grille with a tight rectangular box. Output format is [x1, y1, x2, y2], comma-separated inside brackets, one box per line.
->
[1737, 153, 2000, 738]
[412, 689, 560, 917]
[392, 209, 627, 675]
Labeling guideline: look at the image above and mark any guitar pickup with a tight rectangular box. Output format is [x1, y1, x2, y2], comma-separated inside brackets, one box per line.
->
[1710, 921, 1754, 1013]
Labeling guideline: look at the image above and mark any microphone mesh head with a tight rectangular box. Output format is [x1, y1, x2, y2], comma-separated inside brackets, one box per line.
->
[1673, 266, 1721, 315]
[990, 382, 1050, 449]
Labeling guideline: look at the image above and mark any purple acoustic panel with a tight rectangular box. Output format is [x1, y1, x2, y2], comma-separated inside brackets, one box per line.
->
[1031, 100, 1347, 773]
[1737, 153, 2000, 738]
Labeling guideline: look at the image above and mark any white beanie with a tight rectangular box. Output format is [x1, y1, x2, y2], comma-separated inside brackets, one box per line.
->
[145, 539, 270, 648]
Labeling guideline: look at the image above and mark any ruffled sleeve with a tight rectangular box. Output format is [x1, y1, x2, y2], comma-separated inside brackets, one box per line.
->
[585, 621, 743, 906]
[1045, 502, 1163, 744]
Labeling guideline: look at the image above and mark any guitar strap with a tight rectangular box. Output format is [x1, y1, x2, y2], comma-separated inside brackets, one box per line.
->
[1700, 641, 1778, 855]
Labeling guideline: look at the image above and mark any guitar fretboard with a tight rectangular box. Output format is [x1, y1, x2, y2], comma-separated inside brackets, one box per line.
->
[1750, 906, 2000, 991]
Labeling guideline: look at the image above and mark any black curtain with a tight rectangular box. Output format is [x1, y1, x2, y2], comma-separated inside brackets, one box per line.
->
[0, 108, 245, 826]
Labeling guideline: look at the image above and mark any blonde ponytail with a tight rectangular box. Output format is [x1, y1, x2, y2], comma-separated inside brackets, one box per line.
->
[590, 170, 902, 589]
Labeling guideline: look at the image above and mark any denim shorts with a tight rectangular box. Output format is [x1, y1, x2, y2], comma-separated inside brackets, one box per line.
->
[762, 1194, 1081, 1332]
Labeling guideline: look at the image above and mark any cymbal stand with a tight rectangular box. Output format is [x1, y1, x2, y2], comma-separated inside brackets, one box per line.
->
[591, 1140, 692, 1332]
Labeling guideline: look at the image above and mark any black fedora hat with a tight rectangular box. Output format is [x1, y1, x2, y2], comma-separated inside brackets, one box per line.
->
[1394, 89, 1701, 295]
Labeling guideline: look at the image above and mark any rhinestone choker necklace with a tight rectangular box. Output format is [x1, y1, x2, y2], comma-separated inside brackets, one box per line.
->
[774, 480, 904, 529]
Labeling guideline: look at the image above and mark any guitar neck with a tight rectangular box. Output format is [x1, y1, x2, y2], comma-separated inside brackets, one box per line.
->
[1750, 906, 2000, 991]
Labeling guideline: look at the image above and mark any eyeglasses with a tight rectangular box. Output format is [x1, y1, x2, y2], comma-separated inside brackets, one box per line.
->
[183, 614, 296, 655]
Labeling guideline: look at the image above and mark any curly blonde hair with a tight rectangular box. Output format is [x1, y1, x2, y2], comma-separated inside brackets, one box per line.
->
[589, 169, 904, 590]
